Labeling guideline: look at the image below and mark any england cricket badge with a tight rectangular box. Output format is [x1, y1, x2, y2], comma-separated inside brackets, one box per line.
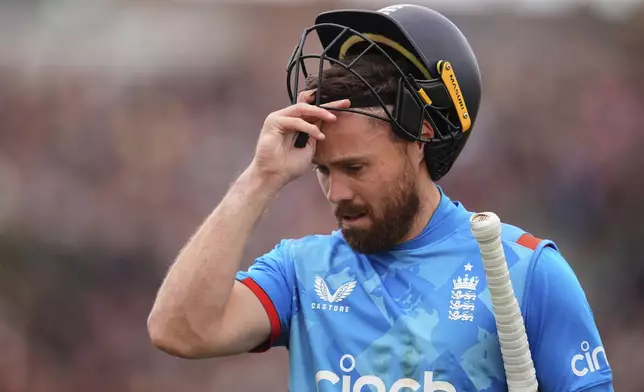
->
[449, 263, 479, 322]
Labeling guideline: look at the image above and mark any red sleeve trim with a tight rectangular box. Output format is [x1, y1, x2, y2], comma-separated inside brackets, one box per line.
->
[240, 277, 282, 353]
[517, 233, 541, 251]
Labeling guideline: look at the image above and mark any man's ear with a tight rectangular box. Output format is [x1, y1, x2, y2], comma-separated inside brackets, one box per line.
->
[414, 120, 435, 151]
[421, 119, 435, 140]
[407, 120, 434, 167]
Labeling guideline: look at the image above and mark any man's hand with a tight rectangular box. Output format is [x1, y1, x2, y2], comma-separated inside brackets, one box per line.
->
[250, 91, 350, 187]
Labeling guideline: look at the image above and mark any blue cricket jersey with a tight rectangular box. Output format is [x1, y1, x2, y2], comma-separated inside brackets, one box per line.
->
[236, 189, 613, 391]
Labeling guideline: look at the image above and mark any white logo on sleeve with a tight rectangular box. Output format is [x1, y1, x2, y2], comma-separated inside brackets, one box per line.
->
[316, 354, 457, 392]
[311, 276, 356, 313]
[570, 341, 609, 377]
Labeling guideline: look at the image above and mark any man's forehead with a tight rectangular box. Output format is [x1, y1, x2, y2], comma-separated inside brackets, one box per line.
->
[314, 112, 390, 163]
[321, 111, 388, 141]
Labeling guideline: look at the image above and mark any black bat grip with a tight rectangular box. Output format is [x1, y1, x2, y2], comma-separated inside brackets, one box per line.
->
[294, 132, 309, 148]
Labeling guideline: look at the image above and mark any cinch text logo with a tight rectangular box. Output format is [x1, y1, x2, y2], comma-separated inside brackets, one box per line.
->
[315, 354, 457, 392]
[312, 276, 356, 313]
[570, 341, 608, 377]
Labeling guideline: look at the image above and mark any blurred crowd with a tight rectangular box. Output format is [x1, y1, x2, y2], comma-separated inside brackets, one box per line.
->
[0, 1, 643, 391]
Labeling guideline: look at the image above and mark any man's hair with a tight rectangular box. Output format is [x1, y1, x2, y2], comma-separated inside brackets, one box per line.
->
[303, 53, 412, 144]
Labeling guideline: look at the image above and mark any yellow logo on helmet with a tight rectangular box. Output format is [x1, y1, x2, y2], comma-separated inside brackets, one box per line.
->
[438, 61, 471, 132]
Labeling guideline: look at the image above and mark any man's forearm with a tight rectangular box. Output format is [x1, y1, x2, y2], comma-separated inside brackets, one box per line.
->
[148, 166, 283, 343]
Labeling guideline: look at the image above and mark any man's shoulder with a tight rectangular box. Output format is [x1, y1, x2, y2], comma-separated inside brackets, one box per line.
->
[452, 217, 553, 254]
[500, 222, 550, 251]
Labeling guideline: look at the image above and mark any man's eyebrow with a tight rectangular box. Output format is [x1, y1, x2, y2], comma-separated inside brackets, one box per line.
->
[312, 156, 367, 166]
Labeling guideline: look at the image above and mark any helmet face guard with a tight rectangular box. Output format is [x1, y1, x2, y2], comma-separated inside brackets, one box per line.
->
[285, 6, 481, 181]
[286, 24, 472, 151]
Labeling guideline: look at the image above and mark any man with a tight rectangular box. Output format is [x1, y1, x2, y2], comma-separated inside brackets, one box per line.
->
[148, 4, 613, 391]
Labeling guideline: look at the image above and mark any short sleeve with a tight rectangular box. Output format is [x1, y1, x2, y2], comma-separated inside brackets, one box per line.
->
[236, 239, 295, 351]
[524, 246, 613, 392]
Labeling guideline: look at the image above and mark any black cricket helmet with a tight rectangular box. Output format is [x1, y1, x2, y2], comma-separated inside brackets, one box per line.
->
[286, 4, 482, 181]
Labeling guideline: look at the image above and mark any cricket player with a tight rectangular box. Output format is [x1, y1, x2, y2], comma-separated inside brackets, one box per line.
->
[148, 5, 614, 391]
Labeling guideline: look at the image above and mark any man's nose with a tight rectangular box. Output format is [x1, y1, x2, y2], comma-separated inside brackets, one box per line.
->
[326, 174, 354, 204]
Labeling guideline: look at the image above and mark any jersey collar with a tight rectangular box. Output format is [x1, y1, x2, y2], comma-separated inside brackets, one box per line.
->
[392, 186, 469, 251]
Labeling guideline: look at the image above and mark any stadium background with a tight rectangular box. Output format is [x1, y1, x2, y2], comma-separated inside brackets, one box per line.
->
[0, 0, 642, 390]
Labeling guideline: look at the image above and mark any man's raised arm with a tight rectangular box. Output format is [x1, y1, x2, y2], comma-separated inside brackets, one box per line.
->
[146, 97, 348, 358]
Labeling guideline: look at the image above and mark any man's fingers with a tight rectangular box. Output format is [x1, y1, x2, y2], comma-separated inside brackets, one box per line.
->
[276, 102, 337, 122]
[297, 89, 316, 104]
[270, 98, 351, 141]
[298, 92, 352, 110]
[321, 98, 352, 110]
[276, 117, 325, 141]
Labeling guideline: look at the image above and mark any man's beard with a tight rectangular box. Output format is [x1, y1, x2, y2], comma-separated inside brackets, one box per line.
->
[335, 167, 420, 254]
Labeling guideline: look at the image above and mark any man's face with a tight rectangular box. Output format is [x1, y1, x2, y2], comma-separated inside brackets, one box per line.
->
[313, 111, 421, 254]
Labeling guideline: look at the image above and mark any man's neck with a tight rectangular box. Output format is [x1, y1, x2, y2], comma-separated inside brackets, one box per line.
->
[403, 181, 441, 242]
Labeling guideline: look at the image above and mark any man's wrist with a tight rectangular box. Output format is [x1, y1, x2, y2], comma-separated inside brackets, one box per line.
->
[235, 165, 286, 202]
